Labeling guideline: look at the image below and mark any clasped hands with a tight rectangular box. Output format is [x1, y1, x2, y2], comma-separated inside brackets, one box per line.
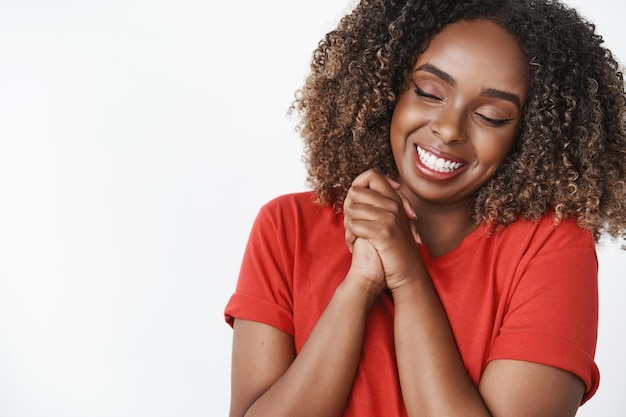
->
[343, 169, 424, 299]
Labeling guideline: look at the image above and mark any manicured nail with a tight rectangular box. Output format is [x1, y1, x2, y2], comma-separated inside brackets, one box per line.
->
[386, 177, 401, 189]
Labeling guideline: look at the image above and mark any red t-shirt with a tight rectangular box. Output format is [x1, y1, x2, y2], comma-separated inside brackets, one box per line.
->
[225, 192, 599, 415]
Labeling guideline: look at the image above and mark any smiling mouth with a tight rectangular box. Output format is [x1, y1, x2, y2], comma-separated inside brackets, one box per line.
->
[416, 146, 465, 173]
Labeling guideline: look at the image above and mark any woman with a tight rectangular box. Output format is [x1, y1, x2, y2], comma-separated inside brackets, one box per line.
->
[225, 0, 626, 415]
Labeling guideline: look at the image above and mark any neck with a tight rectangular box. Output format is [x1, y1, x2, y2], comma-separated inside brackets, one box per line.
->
[410, 196, 477, 257]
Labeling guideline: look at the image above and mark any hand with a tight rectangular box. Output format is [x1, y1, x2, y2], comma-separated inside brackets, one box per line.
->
[344, 237, 386, 304]
[343, 169, 423, 290]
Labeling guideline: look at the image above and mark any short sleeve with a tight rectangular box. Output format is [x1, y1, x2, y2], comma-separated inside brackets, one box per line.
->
[488, 231, 599, 404]
[224, 203, 295, 336]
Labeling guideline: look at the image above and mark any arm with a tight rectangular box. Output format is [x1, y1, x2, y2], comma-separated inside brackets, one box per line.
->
[392, 270, 492, 416]
[344, 169, 588, 417]
[229, 239, 385, 417]
[480, 359, 584, 417]
[392, 276, 585, 417]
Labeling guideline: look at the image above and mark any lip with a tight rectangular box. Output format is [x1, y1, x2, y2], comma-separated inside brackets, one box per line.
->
[413, 144, 469, 181]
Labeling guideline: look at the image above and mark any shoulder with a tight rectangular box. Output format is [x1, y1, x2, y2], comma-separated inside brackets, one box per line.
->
[260, 191, 321, 213]
[254, 191, 342, 237]
[494, 211, 595, 251]
[478, 211, 597, 274]
[258, 192, 336, 222]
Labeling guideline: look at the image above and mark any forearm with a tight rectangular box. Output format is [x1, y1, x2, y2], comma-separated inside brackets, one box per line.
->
[393, 270, 491, 417]
[244, 278, 373, 417]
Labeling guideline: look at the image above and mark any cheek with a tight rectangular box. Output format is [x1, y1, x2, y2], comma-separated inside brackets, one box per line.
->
[389, 104, 409, 150]
[389, 129, 407, 166]
[390, 95, 428, 138]
[476, 131, 519, 164]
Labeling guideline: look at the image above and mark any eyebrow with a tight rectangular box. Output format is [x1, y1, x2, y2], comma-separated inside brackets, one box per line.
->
[480, 88, 521, 109]
[415, 63, 456, 87]
[414, 63, 522, 109]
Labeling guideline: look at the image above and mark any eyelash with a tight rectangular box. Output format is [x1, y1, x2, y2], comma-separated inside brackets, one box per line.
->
[479, 115, 513, 127]
[413, 84, 441, 101]
[413, 83, 513, 127]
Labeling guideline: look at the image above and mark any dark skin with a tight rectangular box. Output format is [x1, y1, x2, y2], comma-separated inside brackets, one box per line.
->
[230, 19, 585, 417]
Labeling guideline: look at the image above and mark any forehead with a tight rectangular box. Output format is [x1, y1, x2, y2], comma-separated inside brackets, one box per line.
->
[416, 19, 529, 91]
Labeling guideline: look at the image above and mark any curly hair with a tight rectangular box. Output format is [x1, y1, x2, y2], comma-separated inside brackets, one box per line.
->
[290, 0, 626, 244]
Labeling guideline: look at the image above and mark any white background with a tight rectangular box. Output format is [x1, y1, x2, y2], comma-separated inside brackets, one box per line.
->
[0, 1, 623, 416]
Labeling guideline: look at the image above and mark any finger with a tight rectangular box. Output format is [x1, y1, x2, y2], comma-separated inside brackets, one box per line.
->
[344, 200, 400, 229]
[347, 202, 419, 244]
[345, 185, 400, 215]
[351, 169, 399, 201]
[409, 221, 422, 246]
[394, 188, 417, 220]
[344, 200, 384, 249]
[385, 176, 401, 190]
[393, 188, 420, 244]
[345, 218, 383, 241]
[381, 176, 416, 220]
[345, 226, 357, 253]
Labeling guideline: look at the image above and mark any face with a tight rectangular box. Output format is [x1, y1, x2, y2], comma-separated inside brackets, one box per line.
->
[390, 19, 529, 208]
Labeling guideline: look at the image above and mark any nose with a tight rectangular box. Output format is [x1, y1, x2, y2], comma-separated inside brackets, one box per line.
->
[430, 108, 467, 144]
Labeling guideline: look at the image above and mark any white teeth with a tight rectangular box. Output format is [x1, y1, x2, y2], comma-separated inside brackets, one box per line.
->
[417, 146, 463, 173]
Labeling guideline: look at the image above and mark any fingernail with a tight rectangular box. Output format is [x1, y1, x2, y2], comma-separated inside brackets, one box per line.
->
[408, 204, 417, 220]
[386, 177, 401, 188]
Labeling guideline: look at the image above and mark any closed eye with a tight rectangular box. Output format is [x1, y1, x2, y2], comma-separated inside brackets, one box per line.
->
[476, 113, 513, 127]
[413, 83, 442, 101]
